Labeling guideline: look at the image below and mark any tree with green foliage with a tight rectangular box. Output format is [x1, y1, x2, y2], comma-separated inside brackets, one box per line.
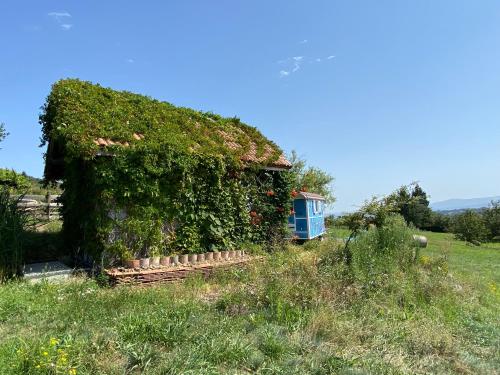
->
[0, 123, 7, 147]
[482, 201, 500, 241]
[452, 210, 488, 245]
[288, 150, 335, 203]
[424, 211, 451, 233]
[394, 183, 432, 228]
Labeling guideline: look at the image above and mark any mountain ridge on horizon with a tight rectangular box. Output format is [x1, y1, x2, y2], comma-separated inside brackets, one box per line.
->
[430, 196, 500, 211]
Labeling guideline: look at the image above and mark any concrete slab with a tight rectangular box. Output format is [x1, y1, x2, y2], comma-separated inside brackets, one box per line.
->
[23, 261, 73, 283]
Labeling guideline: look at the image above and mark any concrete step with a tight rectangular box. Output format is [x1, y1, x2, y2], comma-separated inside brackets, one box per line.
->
[23, 261, 73, 283]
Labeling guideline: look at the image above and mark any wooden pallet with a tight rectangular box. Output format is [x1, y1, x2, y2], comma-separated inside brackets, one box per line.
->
[105, 257, 256, 286]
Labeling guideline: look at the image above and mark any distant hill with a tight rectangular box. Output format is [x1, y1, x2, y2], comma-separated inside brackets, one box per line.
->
[431, 196, 500, 212]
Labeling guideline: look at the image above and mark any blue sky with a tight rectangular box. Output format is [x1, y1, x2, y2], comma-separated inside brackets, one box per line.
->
[1, 1, 499, 212]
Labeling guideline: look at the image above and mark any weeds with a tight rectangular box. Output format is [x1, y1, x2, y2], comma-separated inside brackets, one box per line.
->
[0, 230, 498, 374]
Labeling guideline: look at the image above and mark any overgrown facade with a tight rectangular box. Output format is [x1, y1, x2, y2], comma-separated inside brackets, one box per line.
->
[41, 80, 293, 265]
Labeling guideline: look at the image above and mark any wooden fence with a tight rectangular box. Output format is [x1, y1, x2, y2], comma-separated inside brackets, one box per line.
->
[16, 195, 61, 221]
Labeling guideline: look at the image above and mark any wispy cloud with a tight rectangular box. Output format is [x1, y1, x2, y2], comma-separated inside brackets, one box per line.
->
[48, 11, 71, 18]
[126, 58, 135, 64]
[277, 52, 336, 78]
[278, 56, 304, 77]
[299, 39, 308, 44]
[48, 11, 73, 30]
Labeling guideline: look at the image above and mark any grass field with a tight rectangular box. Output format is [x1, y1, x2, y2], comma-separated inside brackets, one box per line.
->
[0, 230, 498, 374]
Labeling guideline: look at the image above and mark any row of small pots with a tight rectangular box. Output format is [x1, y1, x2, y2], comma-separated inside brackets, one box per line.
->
[125, 250, 246, 269]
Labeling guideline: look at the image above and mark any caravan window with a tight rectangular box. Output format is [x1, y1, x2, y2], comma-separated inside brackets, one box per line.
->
[314, 200, 322, 214]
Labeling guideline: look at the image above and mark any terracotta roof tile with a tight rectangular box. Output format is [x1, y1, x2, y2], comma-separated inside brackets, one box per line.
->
[94, 132, 292, 169]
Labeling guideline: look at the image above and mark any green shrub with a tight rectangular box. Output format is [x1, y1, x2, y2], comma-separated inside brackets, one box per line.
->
[482, 201, 500, 241]
[0, 188, 29, 281]
[451, 210, 488, 245]
[348, 215, 417, 287]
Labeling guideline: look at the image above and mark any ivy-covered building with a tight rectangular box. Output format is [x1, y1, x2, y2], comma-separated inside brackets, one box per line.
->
[41, 79, 292, 265]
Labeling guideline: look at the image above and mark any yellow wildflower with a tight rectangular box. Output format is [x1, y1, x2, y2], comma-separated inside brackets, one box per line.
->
[43, 351, 49, 356]
[69, 368, 77, 375]
[50, 338, 59, 346]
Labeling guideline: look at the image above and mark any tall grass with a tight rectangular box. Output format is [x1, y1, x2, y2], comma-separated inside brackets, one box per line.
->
[0, 187, 29, 281]
[0, 229, 498, 373]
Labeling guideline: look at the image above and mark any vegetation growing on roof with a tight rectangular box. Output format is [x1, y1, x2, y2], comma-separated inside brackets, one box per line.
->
[40, 79, 293, 264]
[40, 79, 284, 176]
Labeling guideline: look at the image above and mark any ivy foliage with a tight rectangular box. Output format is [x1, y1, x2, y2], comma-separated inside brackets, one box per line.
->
[40, 80, 293, 264]
[40, 79, 283, 170]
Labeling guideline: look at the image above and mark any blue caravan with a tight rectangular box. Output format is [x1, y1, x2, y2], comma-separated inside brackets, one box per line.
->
[288, 192, 326, 240]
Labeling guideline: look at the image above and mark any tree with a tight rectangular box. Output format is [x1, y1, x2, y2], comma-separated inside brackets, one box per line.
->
[393, 183, 432, 228]
[0, 123, 7, 148]
[483, 201, 500, 241]
[452, 210, 488, 245]
[288, 150, 335, 203]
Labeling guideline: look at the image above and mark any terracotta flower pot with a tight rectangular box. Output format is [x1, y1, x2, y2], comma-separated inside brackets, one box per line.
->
[235, 250, 242, 258]
[213, 251, 221, 261]
[221, 251, 229, 260]
[188, 254, 198, 264]
[160, 256, 170, 266]
[228, 250, 236, 259]
[205, 252, 214, 262]
[198, 253, 205, 263]
[125, 259, 140, 269]
[140, 258, 150, 269]
[179, 254, 188, 264]
[171, 255, 179, 266]
[151, 256, 160, 267]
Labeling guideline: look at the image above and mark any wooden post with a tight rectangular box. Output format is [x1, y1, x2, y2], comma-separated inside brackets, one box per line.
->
[46, 191, 51, 220]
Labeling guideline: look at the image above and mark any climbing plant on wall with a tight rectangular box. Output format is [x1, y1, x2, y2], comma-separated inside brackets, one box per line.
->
[40, 79, 293, 265]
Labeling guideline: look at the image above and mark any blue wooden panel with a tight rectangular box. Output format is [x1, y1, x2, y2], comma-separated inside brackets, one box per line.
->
[295, 218, 308, 232]
[288, 215, 295, 225]
[294, 199, 307, 218]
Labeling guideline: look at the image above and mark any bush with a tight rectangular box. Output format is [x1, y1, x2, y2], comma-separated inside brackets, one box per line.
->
[0, 187, 29, 281]
[451, 210, 488, 245]
[423, 211, 451, 233]
[348, 215, 417, 287]
[482, 201, 500, 241]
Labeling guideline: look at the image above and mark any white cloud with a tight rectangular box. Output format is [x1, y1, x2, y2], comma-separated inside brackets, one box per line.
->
[278, 56, 304, 76]
[48, 11, 71, 18]
[316, 58, 322, 62]
[299, 39, 308, 44]
[126, 58, 135, 63]
[48, 11, 73, 30]
[327, 55, 336, 59]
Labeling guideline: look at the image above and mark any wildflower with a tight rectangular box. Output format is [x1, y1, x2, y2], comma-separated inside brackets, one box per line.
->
[69, 368, 77, 375]
[50, 337, 59, 346]
[43, 351, 49, 356]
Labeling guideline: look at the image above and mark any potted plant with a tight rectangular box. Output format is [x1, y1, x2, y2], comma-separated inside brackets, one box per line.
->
[213, 251, 221, 261]
[205, 252, 214, 262]
[124, 251, 139, 269]
[170, 253, 179, 266]
[198, 253, 205, 262]
[140, 250, 150, 269]
[228, 250, 236, 259]
[179, 254, 189, 264]
[188, 253, 198, 264]
[150, 248, 161, 267]
[160, 252, 170, 266]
